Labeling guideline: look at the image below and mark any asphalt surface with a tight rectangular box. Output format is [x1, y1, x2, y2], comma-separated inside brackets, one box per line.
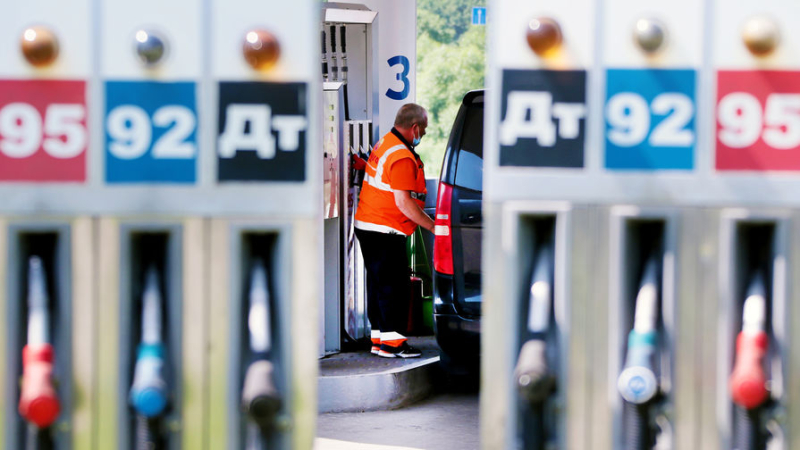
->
[315, 391, 479, 450]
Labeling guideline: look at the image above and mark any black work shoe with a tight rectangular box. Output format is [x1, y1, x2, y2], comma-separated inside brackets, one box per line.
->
[377, 342, 422, 358]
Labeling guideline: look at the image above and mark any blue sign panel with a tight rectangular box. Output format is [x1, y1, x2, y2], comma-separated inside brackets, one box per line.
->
[605, 69, 696, 170]
[472, 7, 486, 25]
[105, 81, 197, 183]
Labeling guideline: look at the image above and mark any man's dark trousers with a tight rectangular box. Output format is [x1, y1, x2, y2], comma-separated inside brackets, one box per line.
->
[354, 228, 410, 336]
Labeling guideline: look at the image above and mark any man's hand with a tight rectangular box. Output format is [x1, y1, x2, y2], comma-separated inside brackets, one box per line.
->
[394, 190, 435, 233]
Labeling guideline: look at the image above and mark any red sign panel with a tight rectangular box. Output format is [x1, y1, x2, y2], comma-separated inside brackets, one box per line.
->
[716, 71, 800, 172]
[0, 80, 87, 181]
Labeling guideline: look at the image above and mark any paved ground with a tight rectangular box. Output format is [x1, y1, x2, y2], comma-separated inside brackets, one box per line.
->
[315, 391, 479, 450]
[319, 336, 440, 376]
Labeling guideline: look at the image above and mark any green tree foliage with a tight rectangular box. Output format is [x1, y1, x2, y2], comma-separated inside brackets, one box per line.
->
[418, 0, 484, 44]
[415, 0, 486, 175]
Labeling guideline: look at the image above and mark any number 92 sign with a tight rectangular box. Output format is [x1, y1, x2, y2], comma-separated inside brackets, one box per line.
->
[105, 81, 197, 183]
[716, 71, 800, 171]
[0, 80, 87, 182]
[605, 69, 696, 170]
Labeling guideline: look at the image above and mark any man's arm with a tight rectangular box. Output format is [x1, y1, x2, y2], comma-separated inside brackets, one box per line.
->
[394, 190, 435, 233]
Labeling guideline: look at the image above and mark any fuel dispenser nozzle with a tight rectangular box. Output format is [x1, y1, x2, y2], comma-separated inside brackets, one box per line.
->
[321, 29, 329, 81]
[241, 259, 281, 430]
[354, 123, 367, 187]
[339, 25, 347, 83]
[729, 272, 769, 410]
[129, 266, 169, 418]
[339, 25, 350, 121]
[617, 257, 660, 405]
[329, 25, 338, 82]
[18, 256, 61, 429]
[514, 245, 555, 404]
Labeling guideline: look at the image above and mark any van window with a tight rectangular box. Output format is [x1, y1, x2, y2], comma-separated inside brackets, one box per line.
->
[453, 104, 484, 192]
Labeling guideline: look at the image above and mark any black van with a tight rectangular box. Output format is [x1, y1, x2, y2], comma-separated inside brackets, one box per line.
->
[432, 90, 484, 371]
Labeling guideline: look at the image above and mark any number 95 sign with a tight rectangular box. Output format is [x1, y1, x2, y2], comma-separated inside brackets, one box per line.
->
[0, 80, 87, 182]
[716, 71, 800, 171]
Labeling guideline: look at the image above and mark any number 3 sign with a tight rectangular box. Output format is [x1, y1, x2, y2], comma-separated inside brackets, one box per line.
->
[717, 71, 800, 171]
[0, 80, 87, 182]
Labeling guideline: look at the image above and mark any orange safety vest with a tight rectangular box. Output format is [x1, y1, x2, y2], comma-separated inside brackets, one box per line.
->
[354, 130, 427, 236]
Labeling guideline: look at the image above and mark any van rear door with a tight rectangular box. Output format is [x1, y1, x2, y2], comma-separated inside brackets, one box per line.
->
[445, 92, 483, 317]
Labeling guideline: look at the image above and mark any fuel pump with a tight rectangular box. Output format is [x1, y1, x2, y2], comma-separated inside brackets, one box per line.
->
[241, 259, 281, 448]
[617, 256, 661, 450]
[729, 272, 769, 450]
[320, 2, 414, 352]
[514, 241, 556, 449]
[18, 256, 60, 448]
[128, 266, 169, 450]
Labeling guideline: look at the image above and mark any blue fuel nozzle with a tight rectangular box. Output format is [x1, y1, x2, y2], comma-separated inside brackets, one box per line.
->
[129, 343, 168, 417]
[129, 267, 168, 417]
[618, 257, 660, 404]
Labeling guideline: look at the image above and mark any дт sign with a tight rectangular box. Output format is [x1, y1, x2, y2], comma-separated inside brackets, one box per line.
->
[0, 80, 87, 182]
[217, 82, 308, 182]
[498, 69, 587, 168]
[717, 70, 800, 172]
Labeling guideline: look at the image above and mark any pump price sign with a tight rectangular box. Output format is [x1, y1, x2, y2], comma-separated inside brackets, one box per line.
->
[0, 80, 87, 182]
[105, 81, 198, 183]
[498, 69, 586, 168]
[217, 82, 308, 182]
[604, 69, 696, 171]
[716, 71, 800, 172]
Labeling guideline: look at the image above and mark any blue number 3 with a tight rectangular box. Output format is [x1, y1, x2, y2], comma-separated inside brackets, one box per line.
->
[386, 55, 410, 100]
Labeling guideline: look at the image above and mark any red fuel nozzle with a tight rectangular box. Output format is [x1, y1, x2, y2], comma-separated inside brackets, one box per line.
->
[351, 153, 367, 171]
[18, 343, 60, 428]
[729, 331, 769, 409]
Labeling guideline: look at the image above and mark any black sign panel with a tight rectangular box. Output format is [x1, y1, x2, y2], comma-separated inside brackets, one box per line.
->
[217, 82, 307, 182]
[499, 69, 586, 168]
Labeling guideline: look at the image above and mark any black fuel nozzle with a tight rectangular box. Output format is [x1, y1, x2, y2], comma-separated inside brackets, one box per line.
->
[321, 29, 329, 81]
[329, 24, 338, 81]
[242, 359, 282, 429]
[368, 122, 373, 156]
[241, 259, 282, 430]
[354, 122, 367, 187]
[514, 245, 556, 404]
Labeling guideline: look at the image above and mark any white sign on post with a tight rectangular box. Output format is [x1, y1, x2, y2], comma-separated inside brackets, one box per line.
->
[341, 0, 417, 139]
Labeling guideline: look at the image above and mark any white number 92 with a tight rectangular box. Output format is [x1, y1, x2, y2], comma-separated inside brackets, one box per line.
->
[107, 105, 196, 160]
[606, 92, 695, 148]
